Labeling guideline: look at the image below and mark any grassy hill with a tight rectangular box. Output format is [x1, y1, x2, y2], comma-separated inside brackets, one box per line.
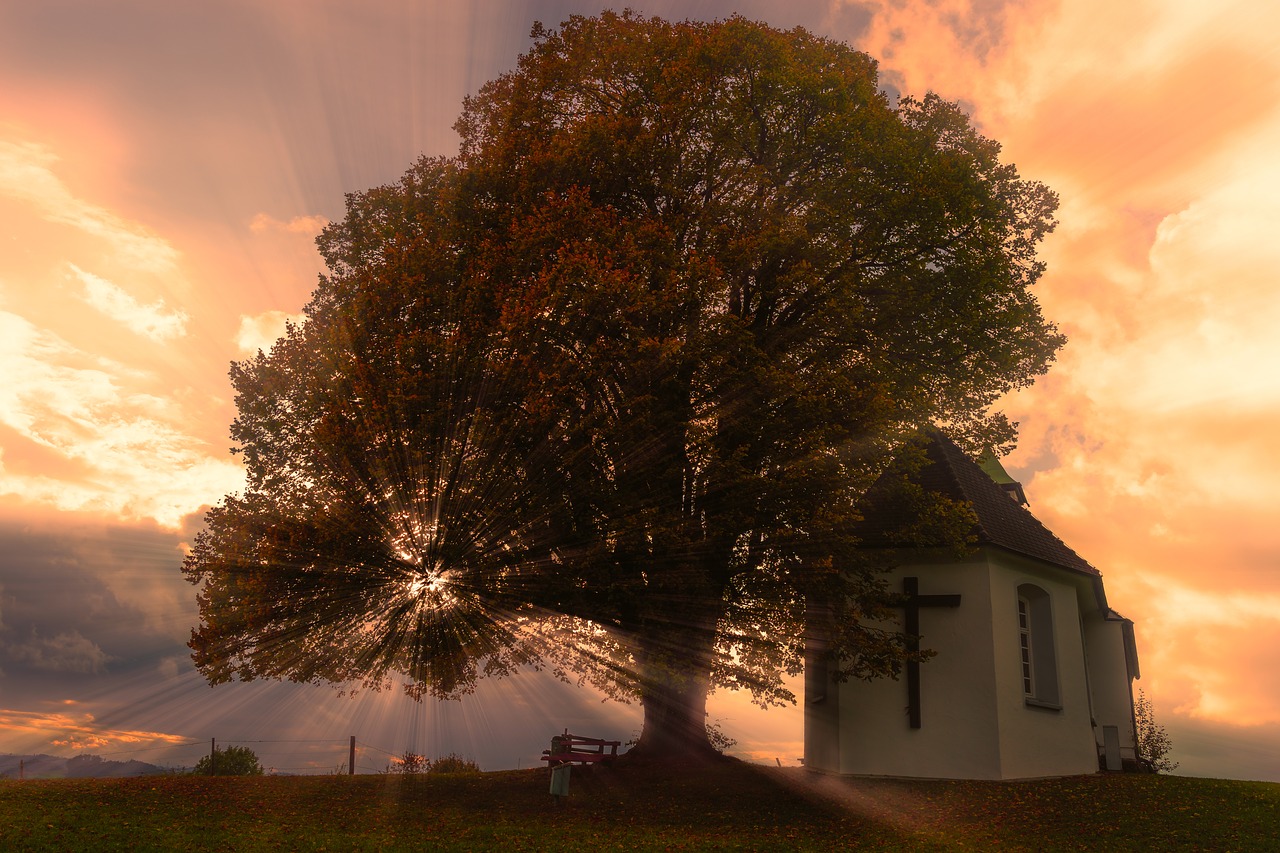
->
[2, 759, 1275, 851]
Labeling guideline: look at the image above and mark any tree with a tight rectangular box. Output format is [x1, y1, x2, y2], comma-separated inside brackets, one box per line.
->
[193, 745, 264, 776]
[184, 12, 1062, 756]
[1134, 689, 1178, 773]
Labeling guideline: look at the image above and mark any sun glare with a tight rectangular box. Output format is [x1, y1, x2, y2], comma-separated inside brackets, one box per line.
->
[404, 569, 457, 609]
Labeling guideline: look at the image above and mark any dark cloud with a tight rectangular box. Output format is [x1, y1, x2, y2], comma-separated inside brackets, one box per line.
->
[6, 629, 113, 674]
[0, 509, 192, 682]
[1168, 715, 1280, 783]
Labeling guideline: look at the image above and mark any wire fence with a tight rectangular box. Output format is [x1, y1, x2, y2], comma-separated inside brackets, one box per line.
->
[2, 735, 438, 779]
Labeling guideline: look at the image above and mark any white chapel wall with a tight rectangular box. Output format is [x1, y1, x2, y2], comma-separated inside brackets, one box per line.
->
[1082, 616, 1138, 759]
[814, 547, 1121, 780]
[989, 554, 1100, 779]
[835, 554, 1005, 780]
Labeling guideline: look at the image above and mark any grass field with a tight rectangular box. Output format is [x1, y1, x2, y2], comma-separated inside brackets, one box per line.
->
[2, 759, 1276, 851]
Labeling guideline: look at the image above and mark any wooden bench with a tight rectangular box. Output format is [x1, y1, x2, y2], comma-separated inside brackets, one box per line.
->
[539, 729, 621, 766]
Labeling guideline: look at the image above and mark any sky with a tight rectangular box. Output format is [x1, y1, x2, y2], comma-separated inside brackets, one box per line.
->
[1, 0, 1278, 781]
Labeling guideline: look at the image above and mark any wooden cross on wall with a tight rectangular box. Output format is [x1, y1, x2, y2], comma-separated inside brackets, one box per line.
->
[901, 576, 961, 729]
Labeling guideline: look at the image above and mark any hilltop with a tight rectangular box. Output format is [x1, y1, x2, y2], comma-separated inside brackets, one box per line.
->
[0, 753, 172, 780]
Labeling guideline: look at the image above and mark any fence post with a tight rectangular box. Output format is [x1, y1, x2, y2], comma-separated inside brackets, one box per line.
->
[349, 736, 356, 776]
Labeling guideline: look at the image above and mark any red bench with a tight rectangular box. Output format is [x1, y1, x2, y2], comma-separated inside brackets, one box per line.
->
[539, 729, 621, 766]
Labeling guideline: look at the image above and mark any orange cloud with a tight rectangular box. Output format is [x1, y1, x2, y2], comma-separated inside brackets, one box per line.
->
[249, 212, 328, 237]
[1124, 580, 1280, 726]
[236, 309, 304, 356]
[0, 134, 245, 528]
[0, 310, 243, 526]
[0, 707, 191, 752]
[68, 263, 189, 342]
[1015, 44, 1279, 208]
[0, 139, 179, 274]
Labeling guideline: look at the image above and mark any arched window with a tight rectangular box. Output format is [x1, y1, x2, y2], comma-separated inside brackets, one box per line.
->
[1017, 584, 1060, 708]
[1017, 596, 1035, 695]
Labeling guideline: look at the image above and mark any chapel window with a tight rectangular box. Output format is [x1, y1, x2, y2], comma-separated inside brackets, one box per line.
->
[1016, 584, 1060, 708]
[1018, 597, 1034, 695]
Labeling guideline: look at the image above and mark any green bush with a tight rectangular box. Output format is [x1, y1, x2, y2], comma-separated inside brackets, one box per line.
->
[429, 753, 480, 774]
[192, 745, 263, 776]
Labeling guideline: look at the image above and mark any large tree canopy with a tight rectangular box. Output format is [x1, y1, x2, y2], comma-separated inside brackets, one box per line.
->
[184, 12, 1062, 755]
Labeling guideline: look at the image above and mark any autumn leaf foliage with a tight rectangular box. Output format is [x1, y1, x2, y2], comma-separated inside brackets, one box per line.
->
[184, 12, 1063, 754]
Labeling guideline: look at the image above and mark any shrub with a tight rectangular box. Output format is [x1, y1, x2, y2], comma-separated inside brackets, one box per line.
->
[1134, 689, 1179, 773]
[383, 751, 480, 774]
[192, 745, 264, 776]
[385, 751, 430, 774]
[429, 753, 480, 774]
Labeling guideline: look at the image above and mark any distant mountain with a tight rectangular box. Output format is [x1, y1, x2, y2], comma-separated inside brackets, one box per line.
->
[0, 753, 179, 779]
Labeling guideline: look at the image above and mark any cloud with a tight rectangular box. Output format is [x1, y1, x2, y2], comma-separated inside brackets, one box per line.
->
[6, 630, 113, 674]
[249, 212, 328, 237]
[1164, 713, 1280, 782]
[0, 707, 191, 753]
[840, 0, 1031, 63]
[0, 310, 244, 527]
[838, 0, 1280, 206]
[0, 135, 239, 528]
[68, 263, 188, 342]
[1009, 128, 1280, 557]
[1133, 582, 1280, 727]
[0, 509, 195, 688]
[236, 309, 304, 355]
[0, 139, 179, 274]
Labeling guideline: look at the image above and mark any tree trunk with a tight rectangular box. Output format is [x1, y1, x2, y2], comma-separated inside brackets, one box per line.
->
[635, 666, 716, 757]
[628, 609, 723, 761]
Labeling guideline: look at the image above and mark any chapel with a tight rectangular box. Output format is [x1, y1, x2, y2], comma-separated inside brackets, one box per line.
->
[804, 430, 1141, 780]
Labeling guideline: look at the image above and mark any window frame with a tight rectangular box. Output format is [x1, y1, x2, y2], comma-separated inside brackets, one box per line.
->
[1016, 584, 1062, 710]
[1018, 595, 1035, 697]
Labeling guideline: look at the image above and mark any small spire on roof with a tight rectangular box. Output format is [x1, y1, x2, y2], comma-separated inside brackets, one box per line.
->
[977, 447, 1028, 506]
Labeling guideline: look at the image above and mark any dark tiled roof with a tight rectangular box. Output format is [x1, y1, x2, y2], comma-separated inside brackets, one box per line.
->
[859, 429, 1100, 578]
